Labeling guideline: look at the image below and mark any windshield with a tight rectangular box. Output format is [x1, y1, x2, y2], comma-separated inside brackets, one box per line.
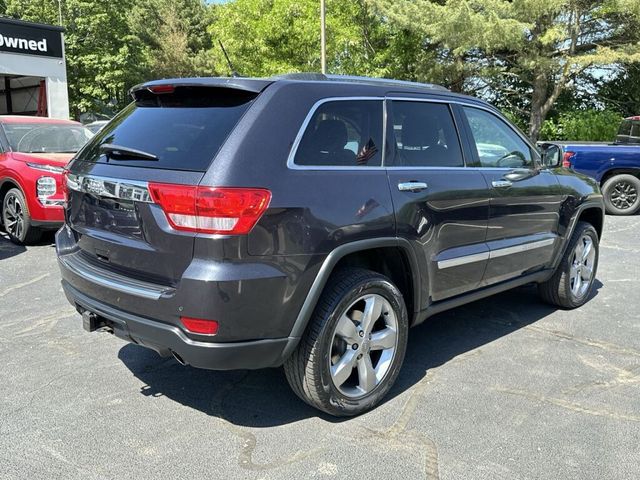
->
[3, 123, 94, 154]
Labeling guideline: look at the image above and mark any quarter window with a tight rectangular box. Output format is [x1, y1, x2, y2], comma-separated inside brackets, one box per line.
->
[294, 100, 383, 167]
[463, 107, 533, 168]
[390, 101, 463, 167]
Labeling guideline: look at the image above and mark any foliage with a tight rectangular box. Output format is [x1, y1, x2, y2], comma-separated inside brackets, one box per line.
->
[206, 0, 418, 79]
[129, 0, 217, 79]
[540, 109, 623, 142]
[1, 0, 640, 137]
[597, 64, 640, 118]
[369, 0, 640, 140]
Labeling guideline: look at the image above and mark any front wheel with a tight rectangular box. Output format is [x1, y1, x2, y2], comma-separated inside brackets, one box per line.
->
[602, 174, 640, 215]
[2, 188, 41, 245]
[284, 268, 408, 416]
[538, 221, 599, 309]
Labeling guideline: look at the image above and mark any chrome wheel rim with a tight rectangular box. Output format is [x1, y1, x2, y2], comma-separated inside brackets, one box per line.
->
[3, 193, 24, 240]
[610, 181, 638, 210]
[329, 293, 398, 398]
[570, 235, 596, 299]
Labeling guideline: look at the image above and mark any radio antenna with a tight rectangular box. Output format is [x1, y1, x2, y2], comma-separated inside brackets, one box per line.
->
[218, 40, 239, 78]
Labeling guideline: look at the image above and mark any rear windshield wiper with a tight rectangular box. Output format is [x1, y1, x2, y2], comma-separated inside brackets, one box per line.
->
[100, 143, 158, 161]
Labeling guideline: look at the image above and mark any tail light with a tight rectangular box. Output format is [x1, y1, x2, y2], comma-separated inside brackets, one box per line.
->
[148, 183, 271, 235]
[562, 151, 575, 168]
[180, 317, 218, 335]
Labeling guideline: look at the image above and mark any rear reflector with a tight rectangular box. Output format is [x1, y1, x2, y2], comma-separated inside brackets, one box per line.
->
[180, 317, 219, 335]
[148, 183, 271, 235]
[562, 151, 575, 168]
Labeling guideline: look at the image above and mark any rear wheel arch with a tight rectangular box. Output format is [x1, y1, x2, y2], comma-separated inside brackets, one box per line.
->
[287, 239, 421, 345]
[600, 168, 640, 185]
[331, 245, 418, 325]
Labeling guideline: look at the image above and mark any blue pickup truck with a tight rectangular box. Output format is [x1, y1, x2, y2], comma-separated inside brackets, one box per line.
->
[540, 116, 640, 215]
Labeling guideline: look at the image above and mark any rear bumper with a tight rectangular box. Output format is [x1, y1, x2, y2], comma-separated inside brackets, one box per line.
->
[62, 281, 294, 370]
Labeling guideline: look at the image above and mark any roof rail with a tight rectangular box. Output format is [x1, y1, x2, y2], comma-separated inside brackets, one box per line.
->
[326, 74, 448, 91]
[273, 73, 328, 81]
[272, 73, 448, 91]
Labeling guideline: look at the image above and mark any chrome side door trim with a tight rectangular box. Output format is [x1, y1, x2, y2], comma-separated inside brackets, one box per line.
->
[438, 252, 490, 269]
[488, 238, 555, 260]
[437, 238, 556, 269]
[66, 173, 153, 203]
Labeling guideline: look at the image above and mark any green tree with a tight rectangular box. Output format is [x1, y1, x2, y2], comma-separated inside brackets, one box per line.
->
[370, 0, 640, 141]
[5, 0, 146, 117]
[540, 109, 622, 141]
[129, 0, 217, 78]
[598, 64, 640, 117]
[207, 0, 415, 79]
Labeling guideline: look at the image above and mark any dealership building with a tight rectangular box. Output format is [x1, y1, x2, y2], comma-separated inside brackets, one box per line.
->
[0, 17, 69, 119]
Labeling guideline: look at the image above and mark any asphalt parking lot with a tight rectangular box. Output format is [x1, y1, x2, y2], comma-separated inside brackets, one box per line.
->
[1, 216, 639, 480]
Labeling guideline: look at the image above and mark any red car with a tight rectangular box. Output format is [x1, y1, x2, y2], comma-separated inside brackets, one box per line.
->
[0, 116, 93, 244]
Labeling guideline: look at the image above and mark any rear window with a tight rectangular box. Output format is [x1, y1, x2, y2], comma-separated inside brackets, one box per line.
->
[616, 119, 640, 144]
[74, 87, 256, 171]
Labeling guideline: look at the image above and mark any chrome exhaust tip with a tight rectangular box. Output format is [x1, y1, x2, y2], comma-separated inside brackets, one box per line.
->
[171, 350, 187, 366]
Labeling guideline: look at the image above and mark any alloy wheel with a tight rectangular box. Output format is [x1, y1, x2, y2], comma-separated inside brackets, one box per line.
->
[610, 180, 638, 210]
[569, 234, 596, 299]
[329, 293, 398, 398]
[3, 193, 25, 240]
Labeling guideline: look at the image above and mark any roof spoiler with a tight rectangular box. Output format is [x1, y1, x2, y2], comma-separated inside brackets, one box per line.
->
[129, 77, 274, 100]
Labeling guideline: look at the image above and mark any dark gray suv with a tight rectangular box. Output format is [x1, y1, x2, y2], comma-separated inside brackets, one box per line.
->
[56, 74, 604, 416]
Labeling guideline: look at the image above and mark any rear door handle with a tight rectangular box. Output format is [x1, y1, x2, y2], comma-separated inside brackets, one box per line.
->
[398, 181, 428, 192]
[492, 180, 512, 188]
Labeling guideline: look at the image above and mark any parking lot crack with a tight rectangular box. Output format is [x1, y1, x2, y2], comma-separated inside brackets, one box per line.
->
[208, 371, 326, 471]
[524, 325, 640, 359]
[494, 387, 640, 423]
[0, 273, 49, 298]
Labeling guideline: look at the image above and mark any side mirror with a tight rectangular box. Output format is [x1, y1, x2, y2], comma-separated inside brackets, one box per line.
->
[540, 144, 561, 168]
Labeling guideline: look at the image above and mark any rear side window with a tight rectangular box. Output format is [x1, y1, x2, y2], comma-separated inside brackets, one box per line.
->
[74, 87, 256, 171]
[390, 101, 463, 167]
[294, 100, 383, 167]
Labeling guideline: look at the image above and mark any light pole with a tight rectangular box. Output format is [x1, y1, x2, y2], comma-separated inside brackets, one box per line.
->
[320, 0, 326, 74]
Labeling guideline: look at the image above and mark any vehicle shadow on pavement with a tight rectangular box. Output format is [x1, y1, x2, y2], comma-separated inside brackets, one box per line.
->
[0, 234, 26, 260]
[0, 231, 55, 260]
[118, 281, 602, 427]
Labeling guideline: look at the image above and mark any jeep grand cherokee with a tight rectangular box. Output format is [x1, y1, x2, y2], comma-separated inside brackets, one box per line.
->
[56, 74, 604, 416]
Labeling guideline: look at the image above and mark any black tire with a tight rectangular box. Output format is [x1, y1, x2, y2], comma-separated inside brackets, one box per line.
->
[284, 268, 409, 416]
[1, 188, 42, 245]
[538, 221, 599, 309]
[602, 174, 640, 215]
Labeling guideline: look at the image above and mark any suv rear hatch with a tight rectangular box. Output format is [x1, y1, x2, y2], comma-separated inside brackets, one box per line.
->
[64, 80, 270, 286]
